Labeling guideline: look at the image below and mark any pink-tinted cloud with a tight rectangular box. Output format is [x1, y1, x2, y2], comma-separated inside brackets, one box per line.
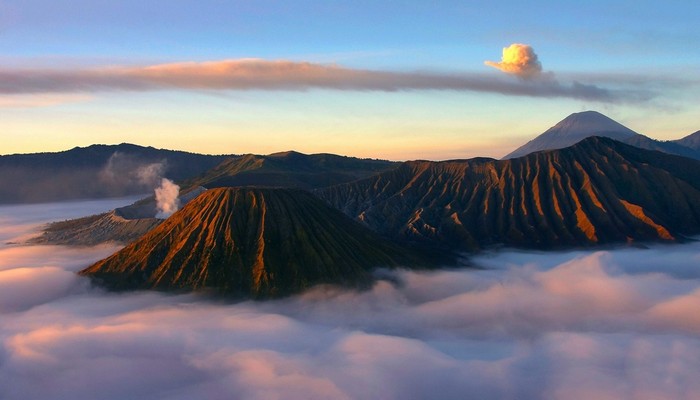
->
[0, 267, 79, 312]
[0, 59, 643, 102]
[1, 199, 700, 399]
[485, 43, 542, 79]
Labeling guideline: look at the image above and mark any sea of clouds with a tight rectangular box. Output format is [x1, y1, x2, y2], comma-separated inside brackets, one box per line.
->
[1, 199, 699, 400]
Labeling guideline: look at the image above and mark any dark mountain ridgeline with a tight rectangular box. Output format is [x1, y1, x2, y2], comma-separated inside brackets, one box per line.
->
[623, 134, 700, 160]
[28, 149, 396, 246]
[317, 137, 700, 251]
[0, 144, 231, 204]
[184, 150, 397, 190]
[80, 188, 431, 298]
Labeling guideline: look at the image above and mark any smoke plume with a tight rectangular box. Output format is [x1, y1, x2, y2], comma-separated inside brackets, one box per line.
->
[155, 178, 180, 219]
[99, 152, 167, 190]
[485, 43, 543, 79]
[136, 162, 167, 187]
[0, 58, 649, 103]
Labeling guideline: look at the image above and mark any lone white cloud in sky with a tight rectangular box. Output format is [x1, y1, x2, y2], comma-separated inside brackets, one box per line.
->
[485, 43, 543, 79]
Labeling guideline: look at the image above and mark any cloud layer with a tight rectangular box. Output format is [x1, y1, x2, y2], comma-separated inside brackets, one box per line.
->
[0, 59, 647, 103]
[1, 200, 700, 399]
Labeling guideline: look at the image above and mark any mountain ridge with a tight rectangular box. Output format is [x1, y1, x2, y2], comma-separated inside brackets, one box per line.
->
[0, 143, 232, 204]
[318, 136, 700, 251]
[675, 130, 700, 151]
[184, 151, 397, 190]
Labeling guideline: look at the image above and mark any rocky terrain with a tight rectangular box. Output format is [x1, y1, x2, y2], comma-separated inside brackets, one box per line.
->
[318, 137, 700, 250]
[80, 188, 431, 297]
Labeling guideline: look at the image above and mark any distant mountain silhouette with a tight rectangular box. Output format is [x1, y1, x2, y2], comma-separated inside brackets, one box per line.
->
[31, 150, 396, 245]
[318, 137, 700, 250]
[504, 111, 700, 160]
[184, 151, 397, 190]
[0, 144, 230, 204]
[80, 188, 430, 298]
[674, 130, 700, 152]
[623, 134, 700, 160]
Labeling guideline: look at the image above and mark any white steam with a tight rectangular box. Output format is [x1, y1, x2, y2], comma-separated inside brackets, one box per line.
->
[99, 152, 167, 190]
[1, 200, 700, 399]
[155, 178, 180, 219]
[136, 162, 166, 187]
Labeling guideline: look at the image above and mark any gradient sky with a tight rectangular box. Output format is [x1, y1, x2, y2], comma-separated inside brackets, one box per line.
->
[0, 0, 698, 160]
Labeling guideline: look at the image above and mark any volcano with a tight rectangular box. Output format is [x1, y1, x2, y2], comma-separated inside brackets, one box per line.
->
[504, 111, 700, 160]
[503, 111, 639, 159]
[80, 187, 429, 298]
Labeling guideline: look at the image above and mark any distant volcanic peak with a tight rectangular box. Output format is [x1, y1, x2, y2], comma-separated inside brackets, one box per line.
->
[81, 187, 426, 298]
[547, 110, 638, 139]
[503, 110, 640, 159]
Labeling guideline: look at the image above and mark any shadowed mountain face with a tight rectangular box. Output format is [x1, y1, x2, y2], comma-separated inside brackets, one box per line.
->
[675, 130, 700, 151]
[318, 137, 700, 250]
[184, 151, 397, 190]
[623, 134, 700, 160]
[504, 111, 700, 160]
[80, 188, 429, 298]
[0, 144, 230, 204]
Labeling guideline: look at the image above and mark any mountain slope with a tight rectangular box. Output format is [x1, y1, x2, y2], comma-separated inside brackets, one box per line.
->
[31, 187, 206, 246]
[675, 130, 700, 151]
[31, 211, 161, 246]
[80, 188, 429, 298]
[184, 151, 397, 190]
[0, 144, 231, 204]
[504, 111, 700, 160]
[623, 134, 700, 160]
[317, 137, 700, 250]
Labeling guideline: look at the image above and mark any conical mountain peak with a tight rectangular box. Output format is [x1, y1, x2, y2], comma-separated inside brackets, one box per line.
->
[80, 187, 428, 298]
[504, 111, 641, 159]
[549, 111, 638, 138]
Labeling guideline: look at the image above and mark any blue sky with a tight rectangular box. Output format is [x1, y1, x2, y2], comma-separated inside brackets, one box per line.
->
[0, 0, 698, 159]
